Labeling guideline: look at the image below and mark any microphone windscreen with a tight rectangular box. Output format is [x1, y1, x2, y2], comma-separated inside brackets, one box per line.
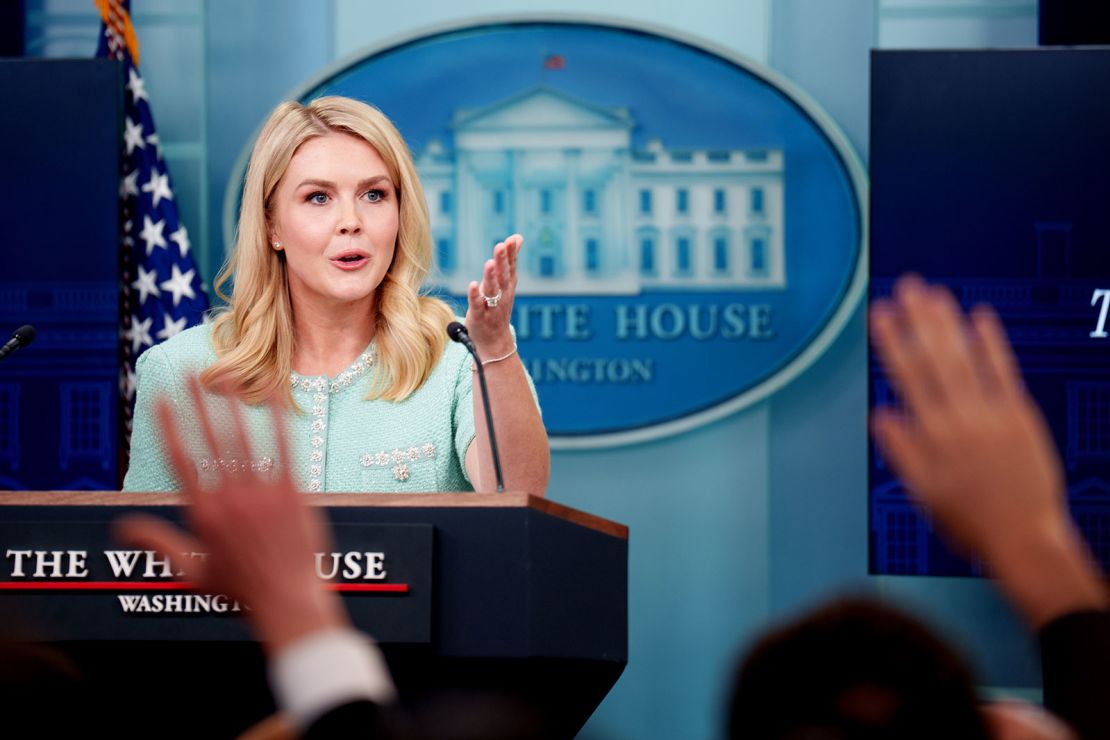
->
[446, 321, 468, 343]
[12, 324, 35, 346]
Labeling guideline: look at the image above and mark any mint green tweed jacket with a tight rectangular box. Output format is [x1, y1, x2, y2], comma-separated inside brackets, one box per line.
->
[122, 324, 476, 493]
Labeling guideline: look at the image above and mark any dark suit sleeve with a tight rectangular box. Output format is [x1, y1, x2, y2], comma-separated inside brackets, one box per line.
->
[302, 699, 396, 740]
[1039, 608, 1110, 740]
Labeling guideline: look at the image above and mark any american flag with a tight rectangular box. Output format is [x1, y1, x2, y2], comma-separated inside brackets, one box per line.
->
[95, 0, 208, 449]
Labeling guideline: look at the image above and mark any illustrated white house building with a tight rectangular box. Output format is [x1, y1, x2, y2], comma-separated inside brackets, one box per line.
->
[416, 87, 785, 295]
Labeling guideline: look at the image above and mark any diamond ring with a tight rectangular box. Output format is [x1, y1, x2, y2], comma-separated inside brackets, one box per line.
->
[480, 288, 503, 308]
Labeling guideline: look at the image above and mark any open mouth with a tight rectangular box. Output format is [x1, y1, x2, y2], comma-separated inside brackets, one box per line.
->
[332, 252, 369, 268]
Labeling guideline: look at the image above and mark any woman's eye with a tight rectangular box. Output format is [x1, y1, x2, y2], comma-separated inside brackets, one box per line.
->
[365, 189, 384, 203]
[308, 192, 328, 204]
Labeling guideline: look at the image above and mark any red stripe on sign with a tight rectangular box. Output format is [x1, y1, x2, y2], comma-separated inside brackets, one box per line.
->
[0, 581, 409, 593]
[327, 583, 409, 593]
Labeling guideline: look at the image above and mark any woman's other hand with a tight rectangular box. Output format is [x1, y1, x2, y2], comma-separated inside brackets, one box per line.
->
[464, 234, 522, 358]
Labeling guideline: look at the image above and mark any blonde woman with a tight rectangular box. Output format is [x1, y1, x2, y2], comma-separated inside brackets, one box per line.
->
[124, 96, 549, 495]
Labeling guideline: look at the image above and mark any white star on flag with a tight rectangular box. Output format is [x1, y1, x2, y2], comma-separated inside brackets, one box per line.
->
[120, 169, 139, 199]
[160, 263, 197, 307]
[126, 67, 148, 103]
[126, 315, 153, 354]
[170, 225, 191, 257]
[101, 0, 209, 445]
[131, 264, 161, 304]
[123, 116, 145, 155]
[156, 314, 188, 340]
[142, 170, 173, 208]
[139, 215, 167, 256]
[146, 132, 163, 160]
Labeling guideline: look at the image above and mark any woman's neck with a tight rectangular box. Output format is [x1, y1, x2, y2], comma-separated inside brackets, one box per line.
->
[291, 294, 377, 378]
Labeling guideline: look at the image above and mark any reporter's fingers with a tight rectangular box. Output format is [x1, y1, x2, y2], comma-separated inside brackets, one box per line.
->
[188, 376, 257, 488]
[970, 304, 1023, 401]
[870, 301, 935, 415]
[187, 376, 223, 477]
[871, 408, 929, 490]
[269, 400, 296, 493]
[224, 386, 257, 482]
[924, 284, 981, 400]
[113, 513, 206, 583]
[896, 277, 978, 406]
[155, 397, 200, 496]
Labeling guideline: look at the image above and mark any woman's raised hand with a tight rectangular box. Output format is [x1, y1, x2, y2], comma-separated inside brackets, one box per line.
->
[464, 234, 522, 358]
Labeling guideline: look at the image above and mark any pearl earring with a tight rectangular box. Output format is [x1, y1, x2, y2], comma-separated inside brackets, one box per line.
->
[273, 241, 283, 250]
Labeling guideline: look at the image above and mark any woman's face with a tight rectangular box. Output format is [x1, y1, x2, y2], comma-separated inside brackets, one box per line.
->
[269, 131, 399, 313]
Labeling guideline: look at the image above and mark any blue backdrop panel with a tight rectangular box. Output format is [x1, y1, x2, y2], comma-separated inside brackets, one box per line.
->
[869, 49, 1110, 576]
[0, 59, 121, 490]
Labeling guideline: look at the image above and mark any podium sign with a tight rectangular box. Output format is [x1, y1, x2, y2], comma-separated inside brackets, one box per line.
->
[0, 517, 433, 643]
[0, 492, 627, 739]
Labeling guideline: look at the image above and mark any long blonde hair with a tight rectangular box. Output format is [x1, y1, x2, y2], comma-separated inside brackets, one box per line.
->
[202, 96, 454, 406]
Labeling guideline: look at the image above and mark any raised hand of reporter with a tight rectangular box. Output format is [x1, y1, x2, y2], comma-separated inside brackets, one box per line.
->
[869, 275, 1107, 628]
[114, 377, 345, 654]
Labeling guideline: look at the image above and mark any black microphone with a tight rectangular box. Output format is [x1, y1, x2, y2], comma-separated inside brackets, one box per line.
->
[0, 325, 35, 362]
[447, 321, 505, 492]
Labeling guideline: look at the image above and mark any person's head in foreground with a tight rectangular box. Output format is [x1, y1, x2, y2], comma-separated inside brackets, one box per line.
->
[728, 597, 1073, 740]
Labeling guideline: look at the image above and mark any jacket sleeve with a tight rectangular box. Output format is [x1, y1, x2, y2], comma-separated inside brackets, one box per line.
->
[1039, 608, 1110, 740]
[121, 344, 182, 492]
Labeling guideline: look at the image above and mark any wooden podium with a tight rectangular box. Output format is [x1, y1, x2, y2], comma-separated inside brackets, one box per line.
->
[0, 492, 627, 739]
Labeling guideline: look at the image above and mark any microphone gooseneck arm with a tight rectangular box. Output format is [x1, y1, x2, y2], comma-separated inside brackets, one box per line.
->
[447, 322, 505, 493]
